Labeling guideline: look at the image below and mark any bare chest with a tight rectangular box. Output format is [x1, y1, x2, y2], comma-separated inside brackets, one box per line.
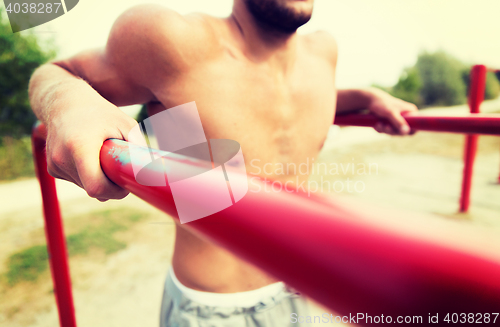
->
[159, 56, 334, 134]
[152, 55, 336, 177]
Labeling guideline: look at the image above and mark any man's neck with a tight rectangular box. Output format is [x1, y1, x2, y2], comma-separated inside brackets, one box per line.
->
[229, 1, 298, 74]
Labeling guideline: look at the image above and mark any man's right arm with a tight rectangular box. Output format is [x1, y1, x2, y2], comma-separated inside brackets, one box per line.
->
[29, 52, 151, 201]
[29, 4, 201, 201]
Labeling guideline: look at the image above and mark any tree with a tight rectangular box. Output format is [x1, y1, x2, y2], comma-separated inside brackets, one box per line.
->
[415, 51, 467, 106]
[462, 69, 500, 101]
[484, 71, 500, 100]
[0, 9, 56, 138]
[387, 51, 500, 108]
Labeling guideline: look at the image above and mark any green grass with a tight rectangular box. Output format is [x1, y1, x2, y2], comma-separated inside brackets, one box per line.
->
[0, 136, 35, 181]
[5, 245, 48, 285]
[66, 218, 127, 256]
[3, 209, 145, 286]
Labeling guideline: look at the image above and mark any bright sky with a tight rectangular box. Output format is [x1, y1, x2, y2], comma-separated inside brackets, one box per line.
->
[18, 0, 500, 88]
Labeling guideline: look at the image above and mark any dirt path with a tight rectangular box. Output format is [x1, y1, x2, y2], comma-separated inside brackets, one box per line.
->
[317, 128, 500, 226]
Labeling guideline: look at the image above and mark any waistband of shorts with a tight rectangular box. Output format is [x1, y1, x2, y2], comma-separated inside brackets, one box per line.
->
[167, 266, 287, 308]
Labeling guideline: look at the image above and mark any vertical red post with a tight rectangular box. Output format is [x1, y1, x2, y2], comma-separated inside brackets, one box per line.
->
[497, 70, 500, 184]
[459, 65, 487, 212]
[32, 123, 77, 327]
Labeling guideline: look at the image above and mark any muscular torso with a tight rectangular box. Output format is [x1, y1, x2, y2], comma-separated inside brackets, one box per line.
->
[146, 16, 337, 292]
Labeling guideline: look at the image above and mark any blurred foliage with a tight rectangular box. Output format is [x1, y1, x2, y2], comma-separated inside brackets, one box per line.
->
[484, 71, 500, 100]
[390, 67, 422, 106]
[416, 51, 467, 106]
[461, 69, 500, 102]
[0, 8, 56, 137]
[379, 51, 500, 108]
[0, 136, 34, 180]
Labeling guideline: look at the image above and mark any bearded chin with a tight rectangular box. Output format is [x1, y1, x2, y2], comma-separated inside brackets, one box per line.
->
[244, 0, 312, 33]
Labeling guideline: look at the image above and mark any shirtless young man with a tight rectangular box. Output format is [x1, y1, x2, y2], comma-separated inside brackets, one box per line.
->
[29, 0, 417, 325]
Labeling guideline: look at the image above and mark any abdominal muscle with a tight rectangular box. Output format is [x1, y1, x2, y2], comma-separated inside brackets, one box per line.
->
[172, 224, 281, 293]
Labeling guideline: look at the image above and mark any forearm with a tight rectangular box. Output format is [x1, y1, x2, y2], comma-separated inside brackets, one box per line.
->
[336, 88, 378, 114]
[336, 87, 417, 135]
[29, 63, 109, 127]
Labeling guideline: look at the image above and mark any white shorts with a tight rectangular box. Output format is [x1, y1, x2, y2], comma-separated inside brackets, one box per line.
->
[160, 266, 310, 327]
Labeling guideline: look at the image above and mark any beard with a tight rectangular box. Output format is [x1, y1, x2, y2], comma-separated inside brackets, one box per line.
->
[244, 0, 313, 34]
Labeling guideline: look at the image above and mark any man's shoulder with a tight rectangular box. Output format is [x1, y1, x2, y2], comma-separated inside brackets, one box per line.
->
[107, 5, 220, 72]
[301, 30, 338, 67]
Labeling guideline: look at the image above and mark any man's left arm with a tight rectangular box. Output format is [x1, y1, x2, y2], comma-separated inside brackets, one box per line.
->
[336, 88, 418, 135]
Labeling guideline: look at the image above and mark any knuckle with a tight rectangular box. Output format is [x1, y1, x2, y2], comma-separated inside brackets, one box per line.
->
[52, 151, 65, 167]
[85, 182, 106, 199]
[47, 147, 65, 169]
[64, 136, 81, 156]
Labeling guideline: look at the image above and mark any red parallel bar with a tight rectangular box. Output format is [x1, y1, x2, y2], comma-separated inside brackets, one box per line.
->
[32, 122, 77, 327]
[334, 112, 500, 135]
[100, 139, 500, 320]
[460, 65, 487, 212]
